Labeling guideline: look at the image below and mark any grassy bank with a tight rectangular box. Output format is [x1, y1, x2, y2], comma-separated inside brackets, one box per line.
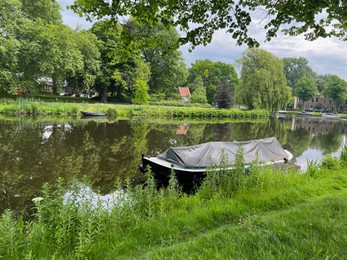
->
[1, 152, 347, 259]
[0, 98, 269, 119]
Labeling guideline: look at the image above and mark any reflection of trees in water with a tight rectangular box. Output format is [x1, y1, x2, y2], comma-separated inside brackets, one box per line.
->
[311, 133, 343, 155]
[286, 128, 314, 158]
[290, 117, 345, 156]
[230, 118, 291, 144]
[205, 123, 233, 141]
[0, 120, 89, 217]
[1, 117, 346, 217]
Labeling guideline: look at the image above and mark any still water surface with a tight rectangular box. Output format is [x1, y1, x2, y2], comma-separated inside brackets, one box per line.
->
[0, 115, 346, 216]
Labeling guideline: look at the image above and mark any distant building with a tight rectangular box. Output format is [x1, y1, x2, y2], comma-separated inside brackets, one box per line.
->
[37, 77, 68, 93]
[178, 86, 191, 102]
[294, 95, 347, 112]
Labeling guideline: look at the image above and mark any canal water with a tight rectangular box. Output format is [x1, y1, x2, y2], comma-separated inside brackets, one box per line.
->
[0, 115, 346, 216]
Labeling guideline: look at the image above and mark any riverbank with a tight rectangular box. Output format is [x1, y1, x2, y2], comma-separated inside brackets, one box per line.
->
[1, 151, 346, 259]
[0, 97, 269, 119]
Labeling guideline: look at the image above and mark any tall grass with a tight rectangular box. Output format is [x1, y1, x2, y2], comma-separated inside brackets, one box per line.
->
[0, 155, 346, 258]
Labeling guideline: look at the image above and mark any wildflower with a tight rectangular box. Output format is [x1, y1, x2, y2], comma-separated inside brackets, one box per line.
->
[32, 197, 44, 203]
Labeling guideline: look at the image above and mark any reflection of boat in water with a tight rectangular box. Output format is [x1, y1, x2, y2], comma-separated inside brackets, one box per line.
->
[297, 111, 312, 116]
[80, 111, 105, 117]
[322, 113, 340, 119]
[139, 137, 293, 185]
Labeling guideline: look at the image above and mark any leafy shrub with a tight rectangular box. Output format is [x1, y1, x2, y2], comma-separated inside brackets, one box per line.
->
[321, 155, 340, 169]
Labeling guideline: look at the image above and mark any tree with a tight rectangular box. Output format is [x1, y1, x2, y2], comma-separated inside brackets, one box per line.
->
[35, 23, 84, 94]
[140, 23, 187, 95]
[0, 0, 24, 93]
[215, 81, 233, 109]
[66, 30, 101, 94]
[236, 48, 291, 111]
[293, 76, 317, 105]
[323, 75, 347, 112]
[70, 0, 347, 48]
[283, 57, 316, 89]
[132, 58, 151, 105]
[187, 60, 238, 104]
[315, 76, 328, 94]
[191, 86, 207, 104]
[90, 20, 125, 102]
[0, 0, 86, 94]
[21, 0, 62, 24]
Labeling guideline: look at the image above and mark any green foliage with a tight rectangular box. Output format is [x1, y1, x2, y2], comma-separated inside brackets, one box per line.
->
[149, 100, 211, 108]
[191, 86, 207, 104]
[21, 0, 62, 23]
[70, 0, 347, 49]
[341, 146, 347, 163]
[200, 147, 246, 199]
[186, 60, 238, 104]
[133, 80, 150, 105]
[323, 75, 347, 112]
[187, 75, 204, 93]
[293, 76, 317, 103]
[283, 57, 316, 88]
[172, 108, 269, 119]
[140, 22, 188, 95]
[66, 30, 101, 94]
[320, 155, 341, 170]
[236, 48, 291, 111]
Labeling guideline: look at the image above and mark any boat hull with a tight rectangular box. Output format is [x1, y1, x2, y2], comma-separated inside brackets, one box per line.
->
[139, 156, 206, 185]
[139, 149, 294, 189]
[80, 111, 105, 117]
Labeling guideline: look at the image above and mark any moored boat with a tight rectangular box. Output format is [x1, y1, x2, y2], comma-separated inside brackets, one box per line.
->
[139, 137, 293, 185]
[80, 111, 105, 117]
[322, 113, 340, 119]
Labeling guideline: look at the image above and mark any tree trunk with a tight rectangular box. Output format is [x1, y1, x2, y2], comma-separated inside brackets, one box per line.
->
[52, 75, 61, 95]
[100, 88, 107, 103]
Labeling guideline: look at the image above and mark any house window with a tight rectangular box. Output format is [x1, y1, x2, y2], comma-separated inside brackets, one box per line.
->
[316, 97, 318, 102]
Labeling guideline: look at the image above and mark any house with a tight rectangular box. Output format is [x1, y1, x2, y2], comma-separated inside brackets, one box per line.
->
[37, 77, 68, 93]
[178, 86, 191, 102]
[294, 94, 347, 112]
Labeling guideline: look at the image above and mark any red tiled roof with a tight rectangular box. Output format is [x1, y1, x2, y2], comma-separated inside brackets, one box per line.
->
[178, 86, 191, 97]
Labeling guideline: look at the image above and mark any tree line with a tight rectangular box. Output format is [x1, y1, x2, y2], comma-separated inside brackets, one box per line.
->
[1, 0, 346, 111]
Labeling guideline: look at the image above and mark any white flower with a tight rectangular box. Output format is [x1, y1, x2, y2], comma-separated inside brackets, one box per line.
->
[32, 197, 44, 203]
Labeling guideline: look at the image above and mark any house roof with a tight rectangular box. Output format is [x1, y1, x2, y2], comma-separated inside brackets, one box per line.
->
[178, 86, 191, 97]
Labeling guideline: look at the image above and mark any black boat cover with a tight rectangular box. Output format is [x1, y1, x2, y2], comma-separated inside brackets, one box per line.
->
[157, 137, 288, 168]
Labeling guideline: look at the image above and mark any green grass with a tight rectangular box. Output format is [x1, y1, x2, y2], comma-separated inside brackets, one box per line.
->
[1, 151, 347, 259]
[339, 113, 347, 119]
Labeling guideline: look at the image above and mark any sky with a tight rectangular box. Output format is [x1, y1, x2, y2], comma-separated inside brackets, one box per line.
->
[59, 0, 347, 80]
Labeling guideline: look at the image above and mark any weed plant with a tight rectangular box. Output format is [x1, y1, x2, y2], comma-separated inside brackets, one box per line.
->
[0, 155, 347, 258]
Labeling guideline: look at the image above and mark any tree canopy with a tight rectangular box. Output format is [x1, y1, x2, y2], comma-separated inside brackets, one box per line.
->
[70, 0, 347, 48]
[323, 75, 347, 111]
[186, 60, 238, 104]
[293, 76, 317, 103]
[283, 57, 316, 89]
[236, 48, 291, 111]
